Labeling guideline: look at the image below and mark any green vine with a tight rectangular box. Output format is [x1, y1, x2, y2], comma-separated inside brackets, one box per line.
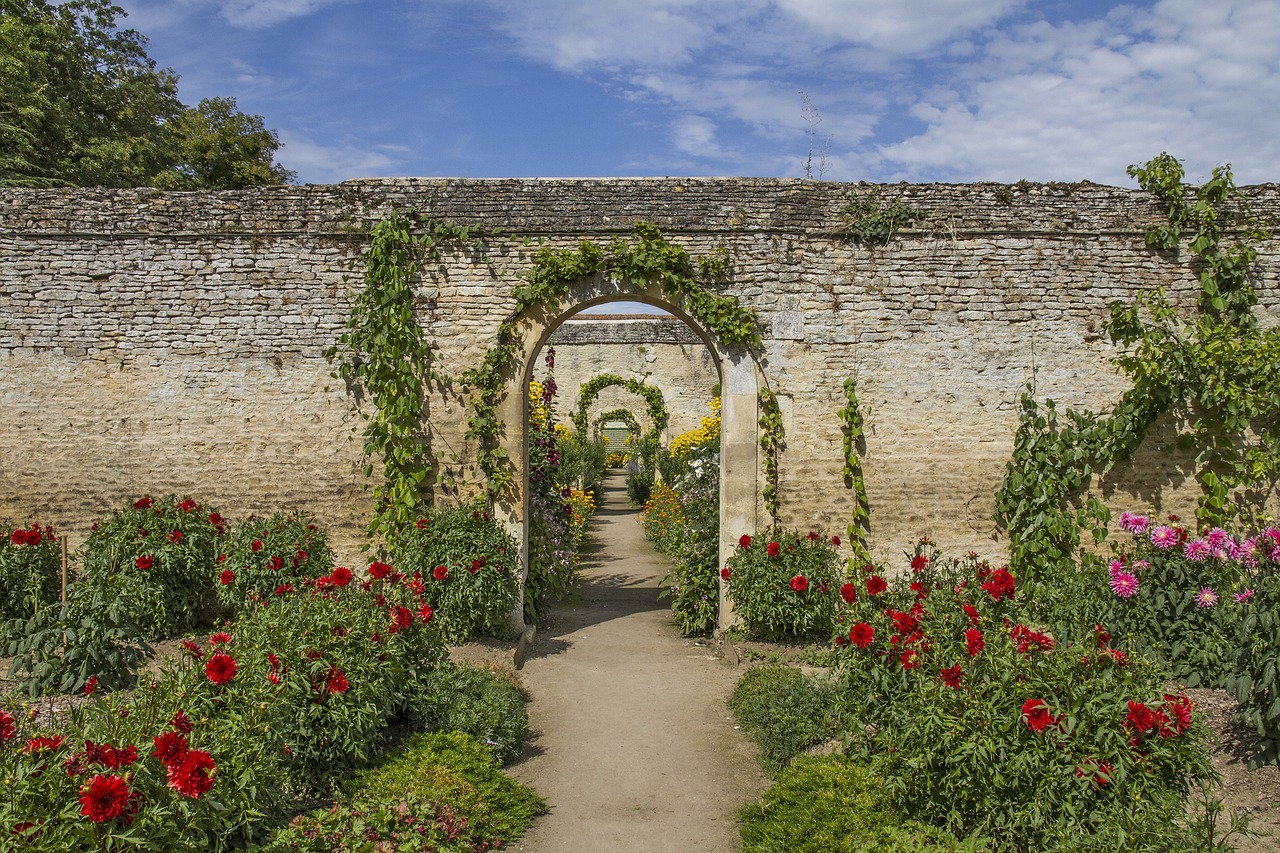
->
[463, 222, 760, 498]
[837, 378, 872, 562]
[758, 388, 784, 527]
[593, 408, 642, 444]
[571, 373, 668, 475]
[839, 187, 925, 246]
[995, 153, 1276, 579]
[328, 212, 487, 545]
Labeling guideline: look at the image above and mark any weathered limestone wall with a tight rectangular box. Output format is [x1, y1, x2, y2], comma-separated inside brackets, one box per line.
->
[547, 317, 718, 441]
[2, 178, 1278, 567]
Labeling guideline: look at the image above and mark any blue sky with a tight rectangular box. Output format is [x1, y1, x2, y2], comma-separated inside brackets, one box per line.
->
[115, 0, 1280, 187]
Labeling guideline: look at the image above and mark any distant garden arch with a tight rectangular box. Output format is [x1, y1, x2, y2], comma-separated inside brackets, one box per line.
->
[593, 408, 642, 447]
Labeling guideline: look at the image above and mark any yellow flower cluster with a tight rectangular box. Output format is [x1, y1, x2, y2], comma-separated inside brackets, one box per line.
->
[605, 452, 629, 468]
[641, 484, 686, 543]
[567, 488, 597, 530]
[669, 397, 721, 459]
[528, 380, 550, 430]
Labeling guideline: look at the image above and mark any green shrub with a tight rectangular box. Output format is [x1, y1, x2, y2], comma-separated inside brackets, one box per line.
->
[406, 662, 529, 764]
[389, 502, 519, 642]
[739, 755, 988, 853]
[626, 468, 652, 505]
[0, 521, 62, 636]
[724, 530, 840, 640]
[263, 732, 545, 852]
[835, 545, 1216, 851]
[728, 664, 837, 770]
[78, 495, 225, 639]
[1228, 526, 1280, 767]
[213, 511, 334, 617]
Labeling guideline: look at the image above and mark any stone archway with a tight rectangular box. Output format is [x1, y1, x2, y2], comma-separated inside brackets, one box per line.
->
[492, 289, 760, 633]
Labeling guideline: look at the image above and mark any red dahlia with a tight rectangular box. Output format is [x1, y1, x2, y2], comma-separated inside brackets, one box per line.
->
[169, 709, 194, 733]
[939, 665, 963, 689]
[417, 604, 434, 623]
[865, 575, 887, 596]
[78, 774, 134, 823]
[369, 561, 392, 579]
[766, 541, 781, 558]
[152, 731, 189, 767]
[738, 534, 752, 549]
[218, 569, 235, 585]
[205, 653, 237, 685]
[0, 710, 15, 740]
[167, 749, 216, 799]
[330, 566, 353, 587]
[789, 575, 809, 592]
[432, 565, 448, 581]
[325, 666, 350, 695]
[849, 622, 875, 648]
[135, 555, 153, 571]
[840, 582, 857, 603]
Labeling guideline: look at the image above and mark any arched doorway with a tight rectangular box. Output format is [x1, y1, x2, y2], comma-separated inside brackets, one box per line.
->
[493, 288, 760, 633]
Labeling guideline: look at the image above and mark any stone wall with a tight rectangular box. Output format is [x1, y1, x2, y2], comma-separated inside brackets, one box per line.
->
[2, 178, 1278, 569]
[547, 316, 718, 441]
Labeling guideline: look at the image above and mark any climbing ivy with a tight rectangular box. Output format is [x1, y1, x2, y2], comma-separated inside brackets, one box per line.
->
[462, 222, 761, 498]
[837, 378, 872, 563]
[758, 388, 784, 527]
[839, 187, 925, 246]
[593, 408, 642, 443]
[994, 153, 1276, 579]
[571, 373, 668, 476]
[328, 212, 487, 545]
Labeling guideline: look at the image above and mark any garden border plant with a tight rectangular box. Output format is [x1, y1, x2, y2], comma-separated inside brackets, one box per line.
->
[994, 153, 1277, 582]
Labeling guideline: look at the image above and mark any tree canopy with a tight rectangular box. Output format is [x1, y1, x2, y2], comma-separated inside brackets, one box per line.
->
[0, 0, 295, 188]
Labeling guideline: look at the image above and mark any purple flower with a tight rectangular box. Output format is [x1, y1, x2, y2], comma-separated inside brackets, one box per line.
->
[1194, 587, 1219, 608]
[1183, 538, 1212, 562]
[1109, 571, 1139, 598]
[1119, 512, 1150, 535]
[1151, 525, 1180, 550]
[1233, 589, 1255, 604]
[1108, 559, 1126, 575]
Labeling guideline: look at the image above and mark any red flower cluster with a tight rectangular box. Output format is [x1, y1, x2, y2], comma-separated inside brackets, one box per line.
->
[369, 561, 392, 580]
[1124, 694, 1194, 744]
[1022, 698, 1061, 733]
[938, 664, 963, 688]
[7, 525, 52, 546]
[1010, 624, 1055, 654]
[78, 774, 139, 823]
[789, 575, 809, 592]
[0, 710, 15, 740]
[980, 567, 1016, 601]
[766, 541, 781, 558]
[865, 575, 888, 596]
[205, 653, 237, 685]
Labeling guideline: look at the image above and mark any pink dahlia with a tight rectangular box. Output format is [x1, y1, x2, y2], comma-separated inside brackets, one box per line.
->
[1109, 571, 1139, 598]
[1150, 525, 1180, 550]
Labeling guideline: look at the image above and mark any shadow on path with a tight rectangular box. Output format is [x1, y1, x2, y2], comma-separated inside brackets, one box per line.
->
[503, 471, 766, 853]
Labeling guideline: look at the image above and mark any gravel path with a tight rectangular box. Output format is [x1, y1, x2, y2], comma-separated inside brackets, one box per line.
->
[504, 472, 766, 852]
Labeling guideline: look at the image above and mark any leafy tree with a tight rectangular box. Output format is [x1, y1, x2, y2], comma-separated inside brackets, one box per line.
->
[0, 0, 293, 188]
[156, 96, 295, 189]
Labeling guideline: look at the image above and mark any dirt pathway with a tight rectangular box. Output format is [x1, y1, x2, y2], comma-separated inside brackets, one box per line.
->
[503, 472, 767, 852]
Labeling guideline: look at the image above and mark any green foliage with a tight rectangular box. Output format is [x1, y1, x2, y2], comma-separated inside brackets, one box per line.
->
[0, 0, 291, 188]
[155, 96, 295, 189]
[655, 445, 721, 636]
[0, 566, 446, 850]
[77, 495, 224, 639]
[404, 662, 530, 764]
[838, 187, 925, 246]
[758, 388, 784, 527]
[728, 664, 837, 770]
[593, 407, 641, 443]
[995, 153, 1277, 578]
[330, 214, 487, 545]
[213, 511, 335, 619]
[463, 222, 759, 497]
[389, 502, 519, 643]
[571, 372, 669, 477]
[559, 431, 608, 497]
[261, 732, 544, 852]
[1226, 528, 1280, 767]
[0, 521, 61, 633]
[724, 530, 840, 640]
[739, 755, 989, 853]
[835, 548, 1216, 851]
[626, 468, 653, 505]
[5, 580, 152, 695]
[837, 378, 872, 563]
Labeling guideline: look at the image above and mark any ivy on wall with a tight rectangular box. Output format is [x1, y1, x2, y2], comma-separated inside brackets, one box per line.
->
[837, 377, 872, 563]
[593, 408, 642, 443]
[994, 153, 1276, 579]
[327, 212, 488, 545]
[462, 222, 762, 499]
[758, 388, 784, 527]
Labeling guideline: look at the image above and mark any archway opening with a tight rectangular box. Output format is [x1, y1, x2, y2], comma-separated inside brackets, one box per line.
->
[504, 292, 758, 633]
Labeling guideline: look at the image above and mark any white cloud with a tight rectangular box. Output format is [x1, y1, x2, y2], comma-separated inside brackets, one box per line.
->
[276, 133, 403, 182]
[219, 0, 352, 28]
[775, 0, 1025, 53]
